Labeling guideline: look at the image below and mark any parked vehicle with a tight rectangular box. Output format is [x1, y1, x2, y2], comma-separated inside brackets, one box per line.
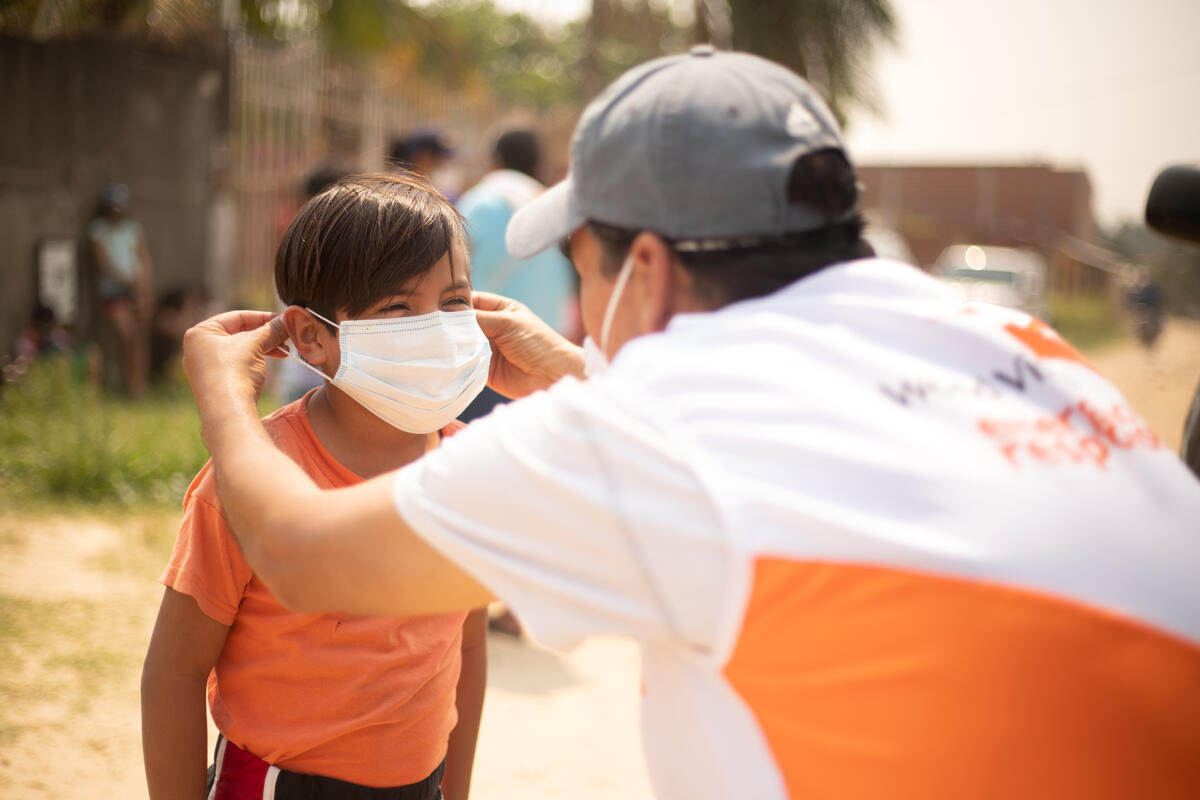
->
[931, 244, 1049, 320]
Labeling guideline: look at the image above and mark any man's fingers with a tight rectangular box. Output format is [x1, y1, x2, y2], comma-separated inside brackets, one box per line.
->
[471, 291, 517, 312]
[201, 309, 278, 336]
[260, 315, 290, 359]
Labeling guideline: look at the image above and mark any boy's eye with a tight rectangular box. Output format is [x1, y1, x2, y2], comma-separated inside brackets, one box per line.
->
[443, 297, 470, 307]
[379, 303, 410, 314]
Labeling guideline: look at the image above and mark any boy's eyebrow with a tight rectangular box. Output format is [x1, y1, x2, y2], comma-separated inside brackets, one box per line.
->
[378, 278, 470, 300]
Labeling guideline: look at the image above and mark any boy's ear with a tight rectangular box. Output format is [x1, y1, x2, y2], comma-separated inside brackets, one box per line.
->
[282, 305, 334, 366]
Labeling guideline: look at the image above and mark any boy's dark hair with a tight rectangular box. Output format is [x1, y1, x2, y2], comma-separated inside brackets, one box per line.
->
[589, 149, 873, 307]
[275, 172, 466, 321]
[494, 130, 541, 179]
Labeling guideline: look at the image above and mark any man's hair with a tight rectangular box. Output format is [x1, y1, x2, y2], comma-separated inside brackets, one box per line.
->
[589, 149, 873, 307]
[275, 172, 466, 321]
[494, 129, 541, 179]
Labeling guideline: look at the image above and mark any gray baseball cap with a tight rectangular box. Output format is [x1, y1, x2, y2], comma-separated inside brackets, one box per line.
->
[506, 45, 854, 259]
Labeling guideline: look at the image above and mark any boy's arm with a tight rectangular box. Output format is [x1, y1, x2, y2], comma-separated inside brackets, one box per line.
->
[441, 607, 488, 800]
[142, 587, 231, 800]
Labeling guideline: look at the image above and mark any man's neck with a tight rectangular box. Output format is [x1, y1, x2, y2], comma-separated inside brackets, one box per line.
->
[305, 386, 437, 479]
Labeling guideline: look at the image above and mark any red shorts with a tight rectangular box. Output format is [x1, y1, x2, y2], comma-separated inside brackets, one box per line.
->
[207, 736, 445, 800]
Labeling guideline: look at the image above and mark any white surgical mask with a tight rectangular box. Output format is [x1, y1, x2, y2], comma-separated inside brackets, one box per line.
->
[585, 252, 636, 377]
[294, 307, 491, 433]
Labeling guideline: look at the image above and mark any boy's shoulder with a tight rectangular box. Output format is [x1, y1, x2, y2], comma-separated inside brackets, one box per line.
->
[182, 396, 313, 511]
[261, 394, 312, 440]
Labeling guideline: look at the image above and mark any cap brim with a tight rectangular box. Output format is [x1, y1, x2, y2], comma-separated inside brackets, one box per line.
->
[506, 178, 583, 260]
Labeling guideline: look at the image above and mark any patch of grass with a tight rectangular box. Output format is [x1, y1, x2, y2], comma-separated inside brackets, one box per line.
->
[1049, 292, 1126, 351]
[0, 360, 276, 511]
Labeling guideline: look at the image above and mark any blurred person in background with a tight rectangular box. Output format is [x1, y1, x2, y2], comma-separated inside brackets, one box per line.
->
[456, 128, 577, 427]
[14, 303, 70, 363]
[389, 130, 461, 201]
[149, 287, 208, 384]
[1126, 266, 1165, 348]
[88, 182, 153, 397]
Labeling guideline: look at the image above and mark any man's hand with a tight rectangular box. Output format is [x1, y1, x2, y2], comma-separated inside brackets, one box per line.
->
[473, 292, 585, 399]
[182, 310, 288, 429]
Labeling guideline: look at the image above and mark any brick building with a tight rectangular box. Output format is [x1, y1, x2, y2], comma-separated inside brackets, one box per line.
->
[858, 164, 1098, 269]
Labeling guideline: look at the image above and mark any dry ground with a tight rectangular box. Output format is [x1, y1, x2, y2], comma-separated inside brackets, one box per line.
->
[2, 319, 1197, 799]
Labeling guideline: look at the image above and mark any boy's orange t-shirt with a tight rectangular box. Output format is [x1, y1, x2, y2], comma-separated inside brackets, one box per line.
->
[160, 395, 468, 788]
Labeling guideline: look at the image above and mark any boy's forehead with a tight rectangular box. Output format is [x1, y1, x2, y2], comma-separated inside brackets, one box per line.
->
[383, 254, 471, 296]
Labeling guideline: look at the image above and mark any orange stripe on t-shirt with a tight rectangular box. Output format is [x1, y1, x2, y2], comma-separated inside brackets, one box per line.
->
[723, 558, 1200, 799]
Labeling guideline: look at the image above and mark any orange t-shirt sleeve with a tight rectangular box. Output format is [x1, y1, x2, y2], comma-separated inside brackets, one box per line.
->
[159, 462, 253, 626]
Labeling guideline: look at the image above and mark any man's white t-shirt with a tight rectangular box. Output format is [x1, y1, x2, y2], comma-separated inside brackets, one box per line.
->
[394, 257, 1200, 799]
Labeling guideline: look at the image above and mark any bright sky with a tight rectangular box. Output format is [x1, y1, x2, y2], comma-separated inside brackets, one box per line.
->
[497, 0, 1200, 228]
[492, 0, 591, 27]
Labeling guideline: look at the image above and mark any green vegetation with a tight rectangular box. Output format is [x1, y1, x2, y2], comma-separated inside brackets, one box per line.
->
[1049, 292, 1126, 351]
[0, 359, 275, 511]
[0, 360, 207, 509]
[2, 1, 901, 119]
[726, 0, 897, 124]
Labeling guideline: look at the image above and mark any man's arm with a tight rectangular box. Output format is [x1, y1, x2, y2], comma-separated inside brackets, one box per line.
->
[441, 607, 488, 800]
[182, 311, 493, 617]
[141, 587, 230, 800]
[208, 406, 494, 616]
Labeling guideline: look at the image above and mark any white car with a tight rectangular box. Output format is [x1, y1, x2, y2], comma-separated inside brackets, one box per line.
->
[932, 244, 1049, 320]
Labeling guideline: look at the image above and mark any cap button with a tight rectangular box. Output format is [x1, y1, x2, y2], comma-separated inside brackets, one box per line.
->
[690, 43, 716, 57]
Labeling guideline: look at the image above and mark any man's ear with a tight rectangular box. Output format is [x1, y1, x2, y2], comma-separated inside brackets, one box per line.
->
[629, 233, 699, 334]
[282, 305, 334, 366]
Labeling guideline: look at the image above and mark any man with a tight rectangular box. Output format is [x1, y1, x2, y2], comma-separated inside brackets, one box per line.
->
[456, 129, 576, 426]
[185, 48, 1200, 798]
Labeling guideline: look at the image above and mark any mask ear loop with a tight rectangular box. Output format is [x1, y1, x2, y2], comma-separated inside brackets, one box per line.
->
[599, 253, 636, 354]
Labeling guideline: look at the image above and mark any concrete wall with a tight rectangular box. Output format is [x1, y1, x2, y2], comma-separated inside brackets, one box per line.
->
[0, 32, 227, 353]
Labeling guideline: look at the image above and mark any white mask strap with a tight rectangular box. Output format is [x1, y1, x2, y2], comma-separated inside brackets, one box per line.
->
[304, 307, 340, 329]
[599, 253, 635, 355]
[287, 307, 340, 382]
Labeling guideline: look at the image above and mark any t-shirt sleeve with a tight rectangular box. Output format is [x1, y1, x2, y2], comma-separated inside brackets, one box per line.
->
[393, 378, 730, 652]
[160, 463, 253, 626]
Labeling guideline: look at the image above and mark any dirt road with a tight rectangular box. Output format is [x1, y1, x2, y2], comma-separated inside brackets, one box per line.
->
[1, 319, 1196, 799]
[0, 513, 655, 799]
[1084, 318, 1200, 453]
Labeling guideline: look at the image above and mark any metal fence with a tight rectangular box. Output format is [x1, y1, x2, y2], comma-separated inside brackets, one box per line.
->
[224, 38, 497, 306]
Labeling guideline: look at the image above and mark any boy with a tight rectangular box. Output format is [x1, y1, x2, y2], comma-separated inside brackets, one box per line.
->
[141, 173, 488, 800]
